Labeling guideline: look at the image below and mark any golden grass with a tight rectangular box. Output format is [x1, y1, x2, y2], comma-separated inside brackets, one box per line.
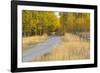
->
[22, 33, 48, 50]
[32, 33, 90, 61]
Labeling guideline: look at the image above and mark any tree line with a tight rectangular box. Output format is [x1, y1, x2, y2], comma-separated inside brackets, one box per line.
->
[22, 10, 90, 37]
[60, 12, 90, 33]
[22, 10, 60, 36]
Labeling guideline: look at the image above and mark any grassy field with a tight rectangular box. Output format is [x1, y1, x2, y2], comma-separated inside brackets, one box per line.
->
[22, 34, 48, 51]
[32, 33, 90, 61]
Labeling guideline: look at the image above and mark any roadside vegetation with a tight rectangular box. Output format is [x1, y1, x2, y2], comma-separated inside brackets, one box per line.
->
[22, 33, 48, 50]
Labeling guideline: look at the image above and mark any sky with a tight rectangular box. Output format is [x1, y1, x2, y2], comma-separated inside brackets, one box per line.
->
[54, 12, 60, 18]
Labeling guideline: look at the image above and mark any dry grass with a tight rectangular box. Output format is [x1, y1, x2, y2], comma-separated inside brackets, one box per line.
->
[22, 33, 48, 51]
[32, 33, 90, 61]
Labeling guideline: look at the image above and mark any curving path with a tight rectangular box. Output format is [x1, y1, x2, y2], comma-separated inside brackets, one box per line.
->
[22, 36, 62, 62]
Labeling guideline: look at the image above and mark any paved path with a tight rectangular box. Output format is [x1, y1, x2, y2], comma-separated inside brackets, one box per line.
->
[22, 36, 62, 62]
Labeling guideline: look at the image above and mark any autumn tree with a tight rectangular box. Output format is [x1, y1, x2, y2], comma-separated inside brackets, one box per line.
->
[22, 10, 60, 36]
[60, 12, 90, 33]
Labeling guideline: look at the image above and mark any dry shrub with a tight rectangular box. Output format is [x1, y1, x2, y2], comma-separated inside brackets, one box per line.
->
[64, 33, 80, 42]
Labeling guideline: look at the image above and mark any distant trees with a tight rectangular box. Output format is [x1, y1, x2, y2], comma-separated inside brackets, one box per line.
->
[22, 10, 90, 37]
[60, 12, 90, 33]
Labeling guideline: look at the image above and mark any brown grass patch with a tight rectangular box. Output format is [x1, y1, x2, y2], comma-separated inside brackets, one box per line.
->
[22, 34, 48, 51]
